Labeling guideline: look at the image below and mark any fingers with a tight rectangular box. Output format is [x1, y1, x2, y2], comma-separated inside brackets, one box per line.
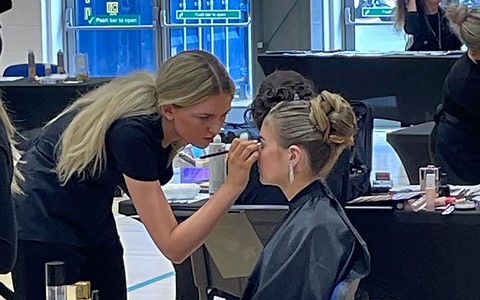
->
[244, 149, 259, 168]
[228, 138, 258, 159]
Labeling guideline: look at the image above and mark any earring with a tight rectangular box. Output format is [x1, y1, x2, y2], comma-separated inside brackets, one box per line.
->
[289, 163, 294, 184]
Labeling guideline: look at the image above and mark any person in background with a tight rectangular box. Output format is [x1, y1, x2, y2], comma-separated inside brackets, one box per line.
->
[0, 99, 20, 299]
[0, 0, 12, 55]
[242, 92, 370, 300]
[395, 0, 462, 51]
[235, 70, 317, 205]
[12, 50, 259, 300]
[431, 4, 480, 184]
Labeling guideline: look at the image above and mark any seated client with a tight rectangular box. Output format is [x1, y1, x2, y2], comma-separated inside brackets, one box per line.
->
[241, 91, 370, 300]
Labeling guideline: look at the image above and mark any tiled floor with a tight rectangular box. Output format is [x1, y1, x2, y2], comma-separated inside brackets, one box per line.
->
[0, 214, 176, 300]
[0, 127, 408, 299]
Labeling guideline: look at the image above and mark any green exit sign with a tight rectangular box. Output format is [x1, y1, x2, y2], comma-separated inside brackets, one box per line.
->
[361, 7, 393, 17]
[91, 15, 140, 26]
[176, 10, 241, 20]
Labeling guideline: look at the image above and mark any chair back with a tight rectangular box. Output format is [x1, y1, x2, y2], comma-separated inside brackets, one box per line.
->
[3, 63, 58, 77]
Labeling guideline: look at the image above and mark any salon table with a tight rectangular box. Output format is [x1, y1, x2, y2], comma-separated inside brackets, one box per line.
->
[119, 197, 480, 300]
[0, 77, 110, 131]
[258, 51, 461, 125]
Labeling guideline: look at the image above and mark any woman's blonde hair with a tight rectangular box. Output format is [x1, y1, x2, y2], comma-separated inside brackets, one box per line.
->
[447, 4, 480, 53]
[265, 90, 356, 179]
[53, 50, 235, 184]
[0, 99, 23, 193]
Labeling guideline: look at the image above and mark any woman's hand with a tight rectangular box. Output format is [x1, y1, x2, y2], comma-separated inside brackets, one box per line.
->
[224, 138, 259, 190]
[405, 0, 417, 12]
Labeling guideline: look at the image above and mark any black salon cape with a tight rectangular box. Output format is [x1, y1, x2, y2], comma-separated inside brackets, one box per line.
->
[242, 180, 370, 300]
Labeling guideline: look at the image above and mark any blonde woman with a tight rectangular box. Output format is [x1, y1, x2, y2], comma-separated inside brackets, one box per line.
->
[0, 100, 18, 291]
[432, 4, 480, 184]
[395, 0, 462, 51]
[242, 92, 370, 300]
[12, 50, 259, 300]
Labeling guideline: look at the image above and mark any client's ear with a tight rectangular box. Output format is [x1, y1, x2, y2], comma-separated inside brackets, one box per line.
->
[288, 145, 303, 168]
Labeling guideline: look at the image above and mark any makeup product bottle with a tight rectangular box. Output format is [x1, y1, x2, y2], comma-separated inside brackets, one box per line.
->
[425, 173, 436, 212]
[45, 63, 52, 76]
[28, 50, 36, 79]
[419, 164, 439, 191]
[208, 134, 226, 195]
[57, 50, 65, 74]
[438, 172, 450, 197]
[46, 261, 67, 300]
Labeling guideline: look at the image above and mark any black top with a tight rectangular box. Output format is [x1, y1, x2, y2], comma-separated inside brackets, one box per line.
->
[442, 54, 480, 125]
[242, 181, 370, 300]
[404, 9, 462, 51]
[15, 112, 173, 246]
[0, 120, 15, 273]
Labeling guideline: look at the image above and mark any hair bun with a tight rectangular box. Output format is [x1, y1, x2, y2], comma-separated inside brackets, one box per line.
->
[309, 90, 356, 148]
[447, 4, 469, 27]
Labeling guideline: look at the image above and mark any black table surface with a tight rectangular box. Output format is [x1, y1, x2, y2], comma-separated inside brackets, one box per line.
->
[0, 78, 110, 131]
[347, 209, 480, 300]
[257, 52, 461, 125]
[119, 198, 480, 300]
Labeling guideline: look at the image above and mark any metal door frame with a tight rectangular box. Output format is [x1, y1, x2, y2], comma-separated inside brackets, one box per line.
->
[63, 0, 161, 73]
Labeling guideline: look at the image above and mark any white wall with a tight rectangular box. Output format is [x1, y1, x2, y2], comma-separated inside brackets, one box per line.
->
[0, 0, 43, 74]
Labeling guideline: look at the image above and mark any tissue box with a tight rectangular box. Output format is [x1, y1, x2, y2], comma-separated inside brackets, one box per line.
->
[180, 166, 209, 184]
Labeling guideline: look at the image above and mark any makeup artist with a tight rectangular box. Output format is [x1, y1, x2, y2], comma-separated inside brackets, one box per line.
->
[395, 0, 462, 51]
[12, 50, 260, 300]
[431, 4, 480, 184]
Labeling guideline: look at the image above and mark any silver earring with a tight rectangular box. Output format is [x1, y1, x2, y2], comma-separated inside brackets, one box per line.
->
[289, 163, 294, 184]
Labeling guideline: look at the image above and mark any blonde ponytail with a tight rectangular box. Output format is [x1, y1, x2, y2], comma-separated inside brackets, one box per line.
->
[54, 50, 235, 184]
[54, 73, 158, 184]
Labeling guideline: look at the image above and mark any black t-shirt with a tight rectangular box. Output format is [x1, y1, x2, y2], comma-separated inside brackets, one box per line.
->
[442, 54, 480, 125]
[15, 112, 173, 246]
[404, 10, 462, 51]
[0, 120, 15, 273]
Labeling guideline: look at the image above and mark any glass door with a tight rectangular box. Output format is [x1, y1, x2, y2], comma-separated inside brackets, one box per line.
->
[344, 0, 479, 51]
[344, 0, 407, 51]
[64, 0, 160, 77]
[160, 0, 252, 100]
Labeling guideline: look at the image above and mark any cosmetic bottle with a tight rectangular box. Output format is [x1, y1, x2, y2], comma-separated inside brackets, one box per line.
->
[28, 50, 36, 79]
[45, 63, 52, 76]
[425, 173, 437, 212]
[208, 134, 226, 194]
[46, 261, 67, 300]
[438, 172, 450, 197]
[57, 50, 65, 74]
